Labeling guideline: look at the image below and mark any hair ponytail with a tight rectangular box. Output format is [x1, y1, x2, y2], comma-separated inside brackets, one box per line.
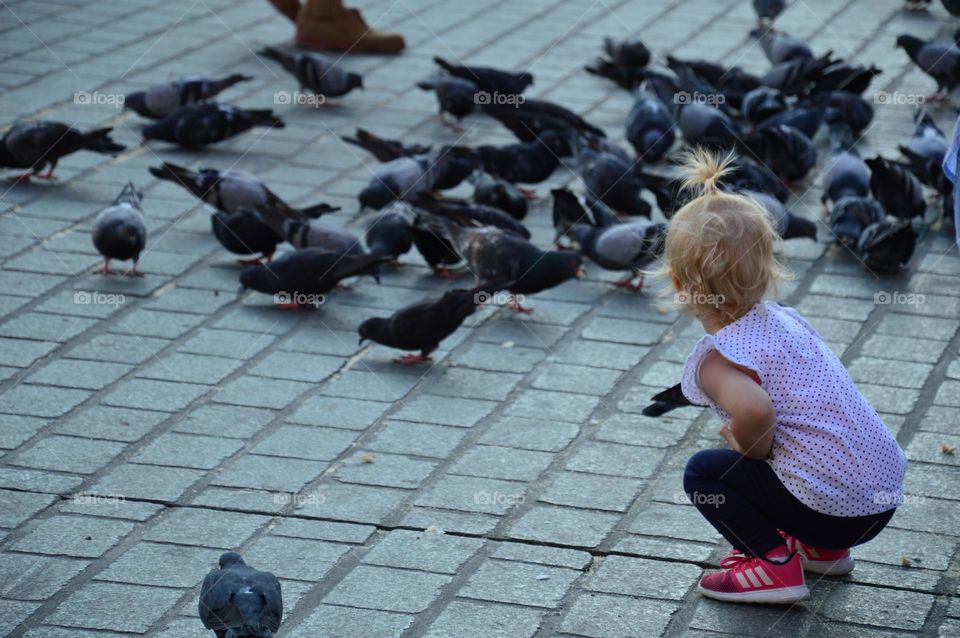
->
[679, 147, 736, 197]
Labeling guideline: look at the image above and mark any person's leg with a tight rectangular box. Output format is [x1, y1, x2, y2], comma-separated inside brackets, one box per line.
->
[267, 0, 301, 21]
[296, 0, 405, 54]
[683, 449, 792, 557]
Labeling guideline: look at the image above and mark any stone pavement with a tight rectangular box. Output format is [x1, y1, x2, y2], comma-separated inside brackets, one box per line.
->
[0, 0, 959, 635]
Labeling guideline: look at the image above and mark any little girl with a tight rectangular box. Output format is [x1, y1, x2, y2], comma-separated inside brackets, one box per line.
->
[665, 150, 907, 604]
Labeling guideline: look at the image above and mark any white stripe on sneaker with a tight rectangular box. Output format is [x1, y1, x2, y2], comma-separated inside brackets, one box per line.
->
[754, 565, 775, 586]
[735, 572, 751, 589]
[745, 568, 763, 588]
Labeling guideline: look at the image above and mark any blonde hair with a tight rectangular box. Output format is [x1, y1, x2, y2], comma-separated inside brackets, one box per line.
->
[659, 148, 787, 325]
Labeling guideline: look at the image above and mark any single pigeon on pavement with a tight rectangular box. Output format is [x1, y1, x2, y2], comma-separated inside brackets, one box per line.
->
[1, 121, 124, 181]
[417, 73, 479, 127]
[199, 552, 282, 638]
[569, 219, 667, 291]
[92, 182, 147, 277]
[857, 220, 917, 272]
[432, 57, 533, 96]
[125, 74, 252, 119]
[260, 46, 363, 99]
[895, 34, 960, 100]
[142, 103, 284, 147]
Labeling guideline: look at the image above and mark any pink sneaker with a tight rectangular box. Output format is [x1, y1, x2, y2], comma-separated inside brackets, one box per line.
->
[698, 552, 809, 604]
[780, 531, 854, 576]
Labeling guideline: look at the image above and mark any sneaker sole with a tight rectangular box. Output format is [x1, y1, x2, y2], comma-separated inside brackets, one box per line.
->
[698, 584, 810, 604]
[800, 555, 855, 576]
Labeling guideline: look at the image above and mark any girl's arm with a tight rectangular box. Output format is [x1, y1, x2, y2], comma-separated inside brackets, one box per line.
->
[699, 350, 776, 460]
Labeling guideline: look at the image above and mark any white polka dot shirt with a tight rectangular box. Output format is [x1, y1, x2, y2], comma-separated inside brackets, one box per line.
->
[681, 302, 907, 517]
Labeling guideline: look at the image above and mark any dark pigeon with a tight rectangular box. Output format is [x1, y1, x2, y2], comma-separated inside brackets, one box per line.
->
[365, 202, 414, 260]
[751, 29, 813, 65]
[857, 220, 917, 272]
[815, 91, 873, 133]
[642, 382, 693, 417]
[417, 74, 478, 127]
[604, 37, 652, 69]
[896, 35, 960, 99]
[0, 121, 124, 180]
[865, 156, 926, 220]
[358, 282, 501, 364]
[898, 110, 950, 193]
[626, 87, 676, 161]
[125, 74, 252, 119]
[569, 219, 667, 291]
[753, 0, 786, 28]
[438, 220, 585, 313]
[760, 51, 837, 96]
[677, 103, 743, 150]
[741, 87, 788, 126]
[92, 182, 147, 277]
[743, 123, 817, 182]
[239, 249, 389, 307]
[142, 103, 284, 147]
[472, 172, 528, 220]
[576, 138, 653, 217]
[724, 158, 791, 203]
[480, 98, 605, 154]
[260, 46, 363, 99]
[551, 187, 615, 244]
[411, 214, 461, 278]
[413, 193, 530, 239]
[829, 196, 886, 246]
[433, 57, 532, 96]
[199, 552, 281, 638]
[341, 128, 431, 162]
[472, 132, 567, 187]
[758, 105, 824, 139]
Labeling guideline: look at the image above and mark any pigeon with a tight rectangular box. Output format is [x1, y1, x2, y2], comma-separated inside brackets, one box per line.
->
[724, 158, 790, 203]
[256, 205, 364, 254]
[142, 103, 284, 147]
[812, 62, 882, 96]
[741, 87, 788, 126]
[471, 172, 528, 220]
[676, 102, 743, 150]
[743, 190, 817, 240]
[0, 121, 124, 180]
[584, 38, 651, 90]
[666, 57, 732, 116]
[413, 193, 530, 239]
[820, 118, 870, 208]
[898, 110, 950, 193]
[480, 98, 605, 155]
[149, 162, 337, 262]
[365, 203, 414, 260]
[417, 74, 478, 127]
[661, 59, 762, 110]
[411, 214, 461, 278]
[438, 220, 585, 313]
[857, 220, 917, 272]
[758, 105, 824, 139]
[760, 51, 837, 96]
[743, 123, 817, 182]
[341, 128, 431, 161]
[642, 382, 693, 417]
[829, 196, 886, 246]
[260, 46, 363, 99]
[751, 29, 813, 65]
[125, 74, 252, 119]
[199, 552, 281, 638]
[551, 187, 615, 244]
[358, 282, 501, 364]
[92, 182, 147, 276]
[358, 149, 476, 209]
[239, 249, 389, 307]
[575, 138, 652, 217]
[584, 57, 647, 91]
[895, 35, 960, 100]
[815, 91, 873, 133]
[865, 156, 926, 220]
[625, 87, 676, 162]
[471, 132, 567, 188]
[568, 220, 667, 291]
[432, 57, 532, 96]
[753, 0, 786, 28]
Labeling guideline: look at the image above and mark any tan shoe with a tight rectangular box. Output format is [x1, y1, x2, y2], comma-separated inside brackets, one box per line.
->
[296, 6, 405, 54]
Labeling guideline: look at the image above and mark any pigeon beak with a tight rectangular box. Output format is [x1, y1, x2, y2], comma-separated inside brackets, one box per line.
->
[575, 266, 586, 279]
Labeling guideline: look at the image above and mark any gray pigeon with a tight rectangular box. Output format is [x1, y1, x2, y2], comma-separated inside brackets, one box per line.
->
[896, 35, 960, 99]
[199, 552, 282, 638]
[417, 73, 478, 127]
[358, 149, 475, 209]
[125, 74, 253, 119]
[569, 220, 667, 291]
[260, 47, 362, 100]
[92, 182, 147, 276]
[751, 29, 813, 65]
[820, 118, 869, 208]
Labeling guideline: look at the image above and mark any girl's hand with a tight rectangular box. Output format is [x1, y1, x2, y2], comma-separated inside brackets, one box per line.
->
[719, 426, 744, 454]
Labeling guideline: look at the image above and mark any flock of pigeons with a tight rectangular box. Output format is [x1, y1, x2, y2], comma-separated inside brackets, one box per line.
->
[1, 1, 960, 635]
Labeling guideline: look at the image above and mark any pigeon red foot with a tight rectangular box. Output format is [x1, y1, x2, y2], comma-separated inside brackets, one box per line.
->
[510, 296, 534, 314]
[394, 354, 432, 365]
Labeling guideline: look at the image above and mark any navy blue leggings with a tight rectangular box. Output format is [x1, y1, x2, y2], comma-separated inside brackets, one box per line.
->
[683, 449, 895, 556]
